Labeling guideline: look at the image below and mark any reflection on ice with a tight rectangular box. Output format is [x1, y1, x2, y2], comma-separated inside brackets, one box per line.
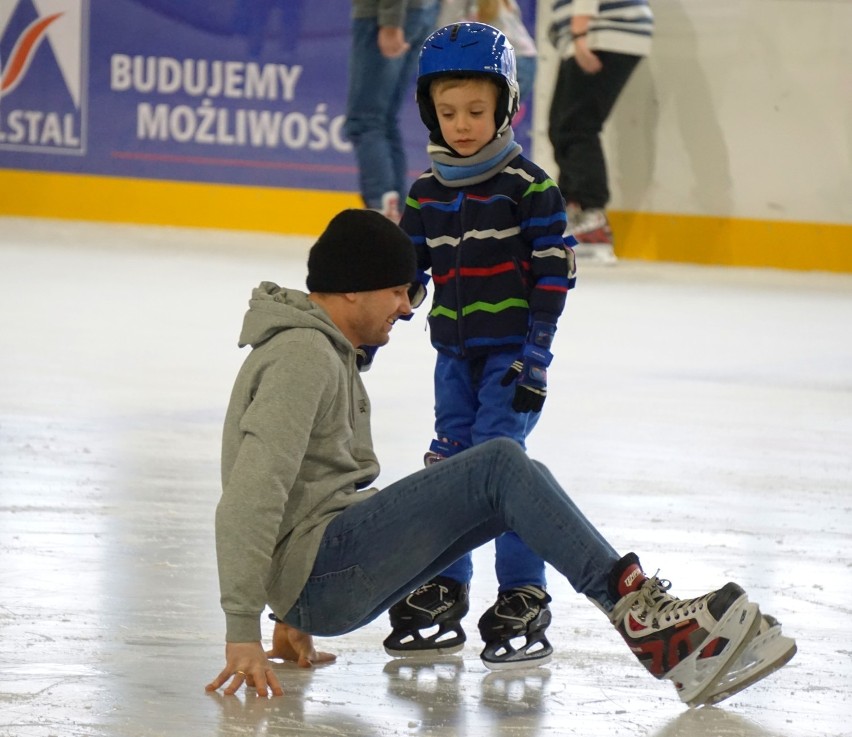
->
[1, 218, 850, 737]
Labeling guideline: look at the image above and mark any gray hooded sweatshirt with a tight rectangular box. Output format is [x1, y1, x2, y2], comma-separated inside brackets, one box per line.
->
[217, 283, 380, 642]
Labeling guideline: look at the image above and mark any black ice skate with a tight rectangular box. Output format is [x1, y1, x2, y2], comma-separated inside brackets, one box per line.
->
[607, 553, 761, 707]
[478, 585, 554, 670]
[383, 576, 470, 657]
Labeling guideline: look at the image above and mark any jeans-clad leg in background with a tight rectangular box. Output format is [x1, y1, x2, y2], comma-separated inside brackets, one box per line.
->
[344, 3, 439, 210]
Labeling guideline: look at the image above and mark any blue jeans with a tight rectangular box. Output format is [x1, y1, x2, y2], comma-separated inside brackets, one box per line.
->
[280, 438, 621, 637]
[516, 55, 537, 106]
[433, 351, 543, 590]
[344, 3, 440, 209]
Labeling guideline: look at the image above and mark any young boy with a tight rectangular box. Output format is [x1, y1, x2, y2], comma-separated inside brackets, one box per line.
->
[386, 22, 577, 669]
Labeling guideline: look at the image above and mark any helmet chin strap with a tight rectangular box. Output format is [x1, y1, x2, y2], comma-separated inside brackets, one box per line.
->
[495, 83, 520, 135]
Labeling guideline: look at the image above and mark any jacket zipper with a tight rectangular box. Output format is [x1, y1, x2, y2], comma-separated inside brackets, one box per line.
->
[456, 193, 466, 357]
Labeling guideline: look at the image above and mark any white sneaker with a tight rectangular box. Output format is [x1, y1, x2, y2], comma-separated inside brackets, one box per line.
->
[571, 207, 617, 264]
[565, 201, 582, 229]
[704, 608, 797, 705]
[371, 191, 401, 224]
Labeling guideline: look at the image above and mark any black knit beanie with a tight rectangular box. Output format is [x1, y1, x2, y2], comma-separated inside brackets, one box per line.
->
[306, 209, 417, 293]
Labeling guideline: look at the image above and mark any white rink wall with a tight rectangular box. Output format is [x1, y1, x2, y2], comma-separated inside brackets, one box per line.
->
[533, 0, 852, 226]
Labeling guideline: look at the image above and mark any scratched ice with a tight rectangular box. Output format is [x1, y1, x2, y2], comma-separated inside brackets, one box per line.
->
[1, 217, 850, 737]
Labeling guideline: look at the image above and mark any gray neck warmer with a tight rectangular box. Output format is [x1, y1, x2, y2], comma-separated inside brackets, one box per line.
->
[427, 128, 522, 188]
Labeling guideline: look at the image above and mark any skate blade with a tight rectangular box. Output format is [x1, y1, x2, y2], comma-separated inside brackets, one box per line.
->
[572, 243, 617, 264]
[383, 622, 467, 658]
[481, 651, 553, 671]
[704, 627, 797, 705]
[480, 637, 554, 671]
[384, 641, 465, 658]
[672, 596, 761, 707]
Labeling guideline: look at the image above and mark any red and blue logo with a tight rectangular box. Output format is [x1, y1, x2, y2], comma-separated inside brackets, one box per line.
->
[0, 0, 88, 154]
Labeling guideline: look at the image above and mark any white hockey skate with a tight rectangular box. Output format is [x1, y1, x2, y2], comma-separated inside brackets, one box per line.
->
[703, 606, 797, 705]
[607, 554, 761, 707]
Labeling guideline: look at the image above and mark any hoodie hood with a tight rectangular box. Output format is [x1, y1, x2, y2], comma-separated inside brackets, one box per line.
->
[238, 282, 352, 358]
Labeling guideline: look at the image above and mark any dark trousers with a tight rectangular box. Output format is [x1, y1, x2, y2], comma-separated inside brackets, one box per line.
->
[548, 51, 642, 209]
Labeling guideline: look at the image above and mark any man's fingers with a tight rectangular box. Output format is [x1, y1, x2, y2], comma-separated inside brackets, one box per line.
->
[213, 667, 283, 698]
[267, 668, 285, 696]
[205, 667, 234, 693]
[250, 670, 267, 696]
[251, 667, 284, 697]
[381, 40, 410, 58]
[222, 670, 246, 696]
[296, 649, 337, 668]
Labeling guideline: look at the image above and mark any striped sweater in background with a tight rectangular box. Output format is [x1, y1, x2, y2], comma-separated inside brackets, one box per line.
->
[548, 0, 654, 58]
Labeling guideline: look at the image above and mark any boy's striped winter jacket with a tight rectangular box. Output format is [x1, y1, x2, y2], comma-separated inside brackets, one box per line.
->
[401, 154, 576, 358]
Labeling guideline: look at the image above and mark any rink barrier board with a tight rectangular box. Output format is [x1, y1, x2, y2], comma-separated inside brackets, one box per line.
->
[0, 168, 360, 239]
[608, 210, 852, 274]
[1, 168, 850, 274]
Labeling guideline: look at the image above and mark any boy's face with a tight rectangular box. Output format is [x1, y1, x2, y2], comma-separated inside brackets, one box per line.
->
[432, 78, 499, 157]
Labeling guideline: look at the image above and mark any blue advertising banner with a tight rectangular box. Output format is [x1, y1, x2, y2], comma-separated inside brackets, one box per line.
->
[0, 0, 536, 195]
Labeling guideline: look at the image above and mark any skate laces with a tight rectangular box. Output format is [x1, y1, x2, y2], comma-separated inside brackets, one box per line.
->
[413, 581, 443, 596]
[406, 578, 463, 614]
[634, 575, 709, 626]
[497, 586, 551, 616]
[409, 580, 449, 604]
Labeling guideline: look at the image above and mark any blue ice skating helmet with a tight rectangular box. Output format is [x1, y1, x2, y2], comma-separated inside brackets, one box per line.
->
[417, 22, 520, 142]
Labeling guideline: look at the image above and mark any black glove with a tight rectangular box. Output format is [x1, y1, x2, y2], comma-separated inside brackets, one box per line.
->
[500, 321, 556, 413]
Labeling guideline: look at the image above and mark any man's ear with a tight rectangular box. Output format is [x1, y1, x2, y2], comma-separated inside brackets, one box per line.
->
[342, 292, 359, 303]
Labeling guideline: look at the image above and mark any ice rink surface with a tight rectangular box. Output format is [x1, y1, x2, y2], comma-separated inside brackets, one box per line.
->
[1, 216, 850, 737]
